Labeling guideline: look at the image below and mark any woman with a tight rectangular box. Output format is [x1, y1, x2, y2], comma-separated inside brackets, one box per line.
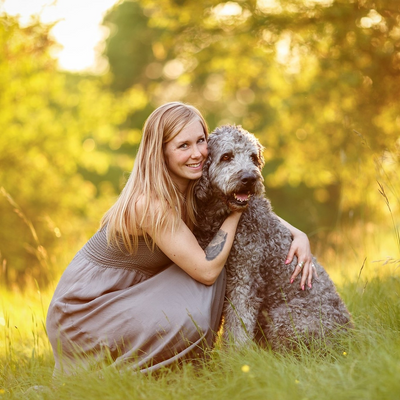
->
[46, 102, 313, 374]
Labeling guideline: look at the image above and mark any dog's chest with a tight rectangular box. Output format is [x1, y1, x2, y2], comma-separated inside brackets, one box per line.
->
[226, 210, 265, 276]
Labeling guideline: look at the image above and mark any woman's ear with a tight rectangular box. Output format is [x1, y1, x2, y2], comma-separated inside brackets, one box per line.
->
[195, 157, 212, 202]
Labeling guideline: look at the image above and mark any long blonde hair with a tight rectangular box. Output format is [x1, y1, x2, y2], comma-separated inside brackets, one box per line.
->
[101, 102, 209, 253]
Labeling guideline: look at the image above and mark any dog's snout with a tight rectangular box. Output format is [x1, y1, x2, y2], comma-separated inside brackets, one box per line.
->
[240, 172, 257, 185]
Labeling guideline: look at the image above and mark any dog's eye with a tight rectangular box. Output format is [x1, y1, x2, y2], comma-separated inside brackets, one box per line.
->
[251, 154, 259, 166]
[220, 153, 232, 162]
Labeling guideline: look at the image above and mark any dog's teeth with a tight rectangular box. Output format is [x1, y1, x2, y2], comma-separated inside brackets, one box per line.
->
[233, 193, 251, 202]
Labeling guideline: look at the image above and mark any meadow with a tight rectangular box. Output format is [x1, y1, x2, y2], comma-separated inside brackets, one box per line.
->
[2, 2, 400, 398]
[1, 223, 399, 400]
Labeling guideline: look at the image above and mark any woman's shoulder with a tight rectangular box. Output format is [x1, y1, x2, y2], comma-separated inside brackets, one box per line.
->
[134, 195, 150, 233]
[135, 194, 163, 211]
[134, 194, 146, 215]
[135, 194, 170, 232]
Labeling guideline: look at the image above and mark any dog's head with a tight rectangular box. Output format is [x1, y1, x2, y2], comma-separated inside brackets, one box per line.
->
[196, 125, 265, 211]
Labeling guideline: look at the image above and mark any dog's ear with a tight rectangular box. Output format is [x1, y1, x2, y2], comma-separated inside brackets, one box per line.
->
[257, 141, 265, 170]
[195, 156, 212, 202]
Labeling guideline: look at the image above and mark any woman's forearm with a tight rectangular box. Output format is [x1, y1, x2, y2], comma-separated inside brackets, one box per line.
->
[277, 216, 304, 238]
[201, 211, 242, 283]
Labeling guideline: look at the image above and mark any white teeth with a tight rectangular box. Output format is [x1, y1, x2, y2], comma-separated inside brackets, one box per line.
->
[187, 162, 201, 167]
[233, 193, 252, 202]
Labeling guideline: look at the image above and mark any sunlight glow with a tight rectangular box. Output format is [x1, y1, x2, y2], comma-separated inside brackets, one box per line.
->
[257, 0, 333, 14]
[1, 0, 119, 73]
[213, 1, 243, 17]
[212, 1, 251, 25]
[359, 9, 383, 29]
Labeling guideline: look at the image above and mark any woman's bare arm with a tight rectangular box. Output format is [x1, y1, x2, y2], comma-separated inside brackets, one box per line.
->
[137, 199, 242, 285]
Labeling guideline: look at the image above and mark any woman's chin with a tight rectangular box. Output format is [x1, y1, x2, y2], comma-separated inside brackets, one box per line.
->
[186, 168, 203, 179]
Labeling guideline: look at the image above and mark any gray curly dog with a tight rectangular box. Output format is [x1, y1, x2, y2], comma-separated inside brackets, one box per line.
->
[194, 125, 353, 350]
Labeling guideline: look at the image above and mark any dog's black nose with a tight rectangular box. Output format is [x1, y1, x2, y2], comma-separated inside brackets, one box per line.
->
[241, 173, 257, 185]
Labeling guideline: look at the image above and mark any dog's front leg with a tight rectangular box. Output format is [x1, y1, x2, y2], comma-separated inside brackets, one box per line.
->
[222, 277, 263, 345]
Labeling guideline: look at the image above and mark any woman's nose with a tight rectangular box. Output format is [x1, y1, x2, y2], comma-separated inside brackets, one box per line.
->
[191, 145, 201, 158]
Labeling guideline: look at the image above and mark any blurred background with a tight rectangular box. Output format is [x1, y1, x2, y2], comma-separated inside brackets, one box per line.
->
[0, 0, 399, 289]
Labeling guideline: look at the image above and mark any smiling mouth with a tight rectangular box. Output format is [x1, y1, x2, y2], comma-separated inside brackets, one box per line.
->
[186, 162, 202, 168]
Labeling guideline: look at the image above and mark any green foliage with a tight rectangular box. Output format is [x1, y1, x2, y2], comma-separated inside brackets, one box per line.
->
[103, 0, 163, 92]
[102, 0, 176, 134]
[0, 16, 145, 287]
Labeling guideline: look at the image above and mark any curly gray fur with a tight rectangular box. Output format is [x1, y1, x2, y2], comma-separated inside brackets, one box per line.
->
[194, 125, 353, 350]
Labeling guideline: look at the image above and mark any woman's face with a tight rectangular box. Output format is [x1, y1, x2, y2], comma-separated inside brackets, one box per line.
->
[163, 119, 208, 192]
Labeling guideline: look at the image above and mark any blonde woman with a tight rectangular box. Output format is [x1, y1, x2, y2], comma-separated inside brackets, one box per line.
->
[46, 102, 313, 373]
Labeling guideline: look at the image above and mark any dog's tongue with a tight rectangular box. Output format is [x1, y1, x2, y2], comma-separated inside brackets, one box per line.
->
[235, 193, 249, 201]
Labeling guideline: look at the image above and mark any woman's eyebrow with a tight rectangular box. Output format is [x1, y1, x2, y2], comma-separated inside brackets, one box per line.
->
[175, 139, 188, 146]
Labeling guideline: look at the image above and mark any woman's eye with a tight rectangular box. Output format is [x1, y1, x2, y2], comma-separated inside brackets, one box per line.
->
[180, 143, 188, 149]
[198, 138, 205, 143]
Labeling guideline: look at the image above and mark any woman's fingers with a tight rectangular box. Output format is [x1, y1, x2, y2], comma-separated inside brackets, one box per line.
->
[290, 259, 315, 290]
[300, 262, 312, 290]
[307, 263, 313, 288]
[290, 260, 305, 284]
[312, 262, 319, 280]
[285, 246, 295, 265]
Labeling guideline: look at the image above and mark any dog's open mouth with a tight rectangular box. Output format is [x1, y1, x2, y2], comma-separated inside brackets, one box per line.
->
[228, 191, 252, 208]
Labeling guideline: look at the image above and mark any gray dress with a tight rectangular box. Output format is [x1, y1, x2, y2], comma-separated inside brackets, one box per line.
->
[46, 227, 226, 373]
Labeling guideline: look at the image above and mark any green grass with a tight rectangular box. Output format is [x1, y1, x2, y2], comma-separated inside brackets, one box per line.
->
[1, 258, 400, 399]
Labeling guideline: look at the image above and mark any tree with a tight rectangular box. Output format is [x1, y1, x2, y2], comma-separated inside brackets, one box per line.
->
[0, 16, 144, 287]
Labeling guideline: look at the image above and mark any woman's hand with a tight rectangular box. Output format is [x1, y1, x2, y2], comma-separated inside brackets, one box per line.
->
[286, 230, 315, 290]
[277, 217, 317, 290]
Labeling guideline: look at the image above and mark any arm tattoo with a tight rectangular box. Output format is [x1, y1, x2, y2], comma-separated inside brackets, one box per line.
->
[205, 230, 228, 261]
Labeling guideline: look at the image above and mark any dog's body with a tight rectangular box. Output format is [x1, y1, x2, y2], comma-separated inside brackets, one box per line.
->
[194, 125, 352, 349]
